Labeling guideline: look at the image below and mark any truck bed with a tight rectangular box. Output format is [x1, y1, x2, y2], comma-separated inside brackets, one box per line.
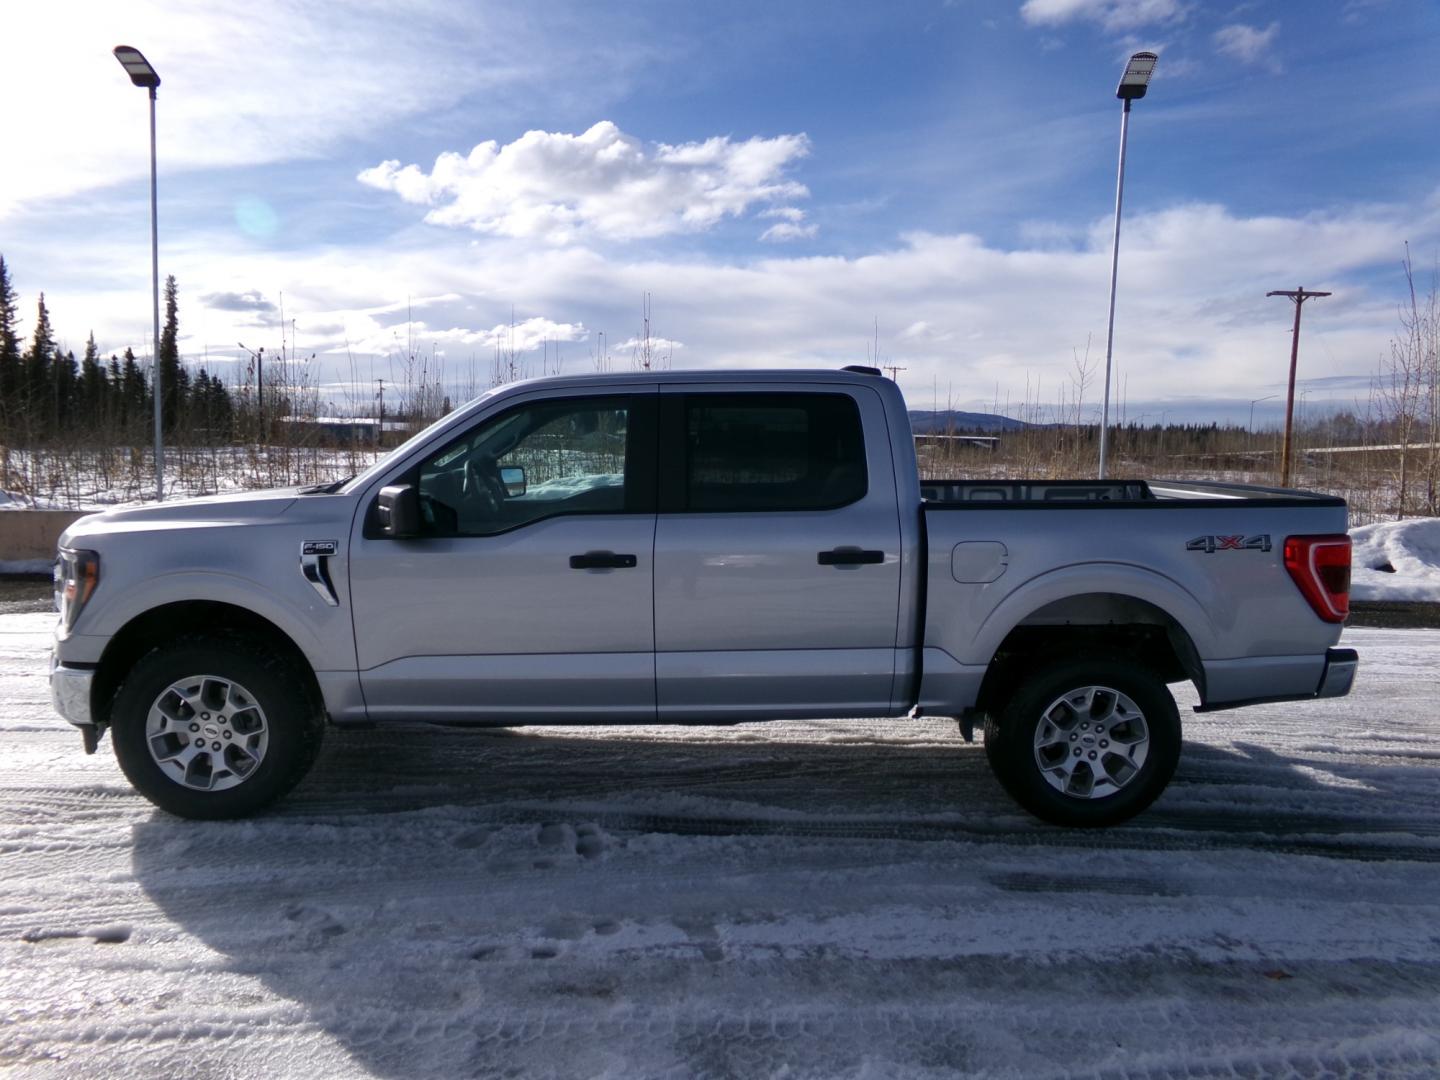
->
[920, 477, 1346, 508]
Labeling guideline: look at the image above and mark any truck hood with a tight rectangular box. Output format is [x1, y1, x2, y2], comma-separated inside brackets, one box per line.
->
[60, 488, 310, 543]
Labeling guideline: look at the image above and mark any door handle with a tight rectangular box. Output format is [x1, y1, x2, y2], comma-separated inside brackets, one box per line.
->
[817, 548, 885, 566]
[569, 551, 638, 570]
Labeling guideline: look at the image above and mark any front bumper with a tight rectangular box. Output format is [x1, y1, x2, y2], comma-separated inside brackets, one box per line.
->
[50, 652, 95, 728]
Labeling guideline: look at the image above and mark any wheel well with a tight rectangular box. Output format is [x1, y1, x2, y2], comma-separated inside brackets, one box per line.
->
[973, 593, 1203, 718]
[92, 601, 323, 729]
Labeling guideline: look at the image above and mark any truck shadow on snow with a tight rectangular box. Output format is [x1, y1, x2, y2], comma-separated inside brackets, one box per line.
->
[123, 725, 1439, 1077]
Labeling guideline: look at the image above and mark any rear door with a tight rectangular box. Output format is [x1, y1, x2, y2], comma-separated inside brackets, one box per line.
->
[348, 388, 658, 723]
[653, 384, 902, 720]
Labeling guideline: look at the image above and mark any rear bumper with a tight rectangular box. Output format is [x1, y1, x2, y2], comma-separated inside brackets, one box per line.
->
[1195, 647, 1358, 713]
[49, 652, 95, 728]
[1315, 647, 1358, 699]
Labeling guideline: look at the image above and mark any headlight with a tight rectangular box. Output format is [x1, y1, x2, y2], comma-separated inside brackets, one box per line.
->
[55, 548, 100, 632]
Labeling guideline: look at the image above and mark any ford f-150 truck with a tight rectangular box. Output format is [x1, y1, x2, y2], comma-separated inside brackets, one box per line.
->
[50, 367, 1357, 825]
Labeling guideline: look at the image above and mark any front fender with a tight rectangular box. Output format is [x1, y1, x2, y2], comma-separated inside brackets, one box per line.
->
[59, 569, 351, 674]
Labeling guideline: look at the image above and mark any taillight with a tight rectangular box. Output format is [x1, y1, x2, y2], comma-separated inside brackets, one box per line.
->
[1283, 534, 1350, 623]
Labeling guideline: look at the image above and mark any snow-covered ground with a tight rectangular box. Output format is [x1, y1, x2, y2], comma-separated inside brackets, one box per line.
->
[1351, 517, 1440, 602]
[2, 613, 1438, 1077]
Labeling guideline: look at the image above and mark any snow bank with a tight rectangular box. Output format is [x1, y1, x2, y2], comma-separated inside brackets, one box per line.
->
[0, 490, 71, 512]
[1351, 516, 1440, 602]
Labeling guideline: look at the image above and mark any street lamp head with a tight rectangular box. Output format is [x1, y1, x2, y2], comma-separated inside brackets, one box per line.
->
[1116, 51, 1158, 101]
[113, 45, 160, 89]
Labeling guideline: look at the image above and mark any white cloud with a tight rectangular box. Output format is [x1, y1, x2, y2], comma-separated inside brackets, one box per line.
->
[3, 3, 657, 219]
[1020, 0, 1185, 31]
[20, 197, 1437, 420]
[1214, 22, 1282, 68]
[359, 122, 811, 244]
[342, 316, 587, 358]
[758, 206, 818, 242]
[900, 321, 956, 344]
[760, 222, 820, 243]
[1342, 0, 1389, 24]
[614, 336, 685, 353]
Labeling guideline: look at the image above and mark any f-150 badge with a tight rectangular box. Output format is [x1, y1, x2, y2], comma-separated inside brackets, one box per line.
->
[1186, 534, 1271, 553]
[300, 540, 340, 605]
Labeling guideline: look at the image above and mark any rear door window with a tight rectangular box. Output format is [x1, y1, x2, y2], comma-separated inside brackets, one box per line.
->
[681, 392, 867, 512]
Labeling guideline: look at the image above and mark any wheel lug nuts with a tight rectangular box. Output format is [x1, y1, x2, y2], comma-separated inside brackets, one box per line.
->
[1100, 740, 1109, 748]
[201, 713, 210, 720]
[1074, 748, 1082, 757]
[189, 723, 200, 732]
[1088, 751, 1097, 760]
[1070, 733, 1078, 742]
[212, 741, 222, 751]
[1081, 723, 1089, 730]
[223, 731, 232, 740]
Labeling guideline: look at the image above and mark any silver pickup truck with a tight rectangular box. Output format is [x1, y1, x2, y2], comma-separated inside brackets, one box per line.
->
[50, 367, 1356, 825]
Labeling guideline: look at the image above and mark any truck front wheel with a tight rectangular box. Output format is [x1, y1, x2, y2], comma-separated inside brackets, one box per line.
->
[110, 635, 324, 820]
[983, 657, 1180, 827]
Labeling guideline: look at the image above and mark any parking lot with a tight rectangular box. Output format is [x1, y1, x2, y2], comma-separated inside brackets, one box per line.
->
[3, 611, 1439, 1078]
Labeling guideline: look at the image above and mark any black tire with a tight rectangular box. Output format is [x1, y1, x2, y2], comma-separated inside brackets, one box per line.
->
[983, 656, 1180, 827]
[110, 634, 325, 820]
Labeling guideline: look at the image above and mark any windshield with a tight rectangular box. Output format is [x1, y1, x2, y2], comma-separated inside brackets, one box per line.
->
[338, 387, 503, 496]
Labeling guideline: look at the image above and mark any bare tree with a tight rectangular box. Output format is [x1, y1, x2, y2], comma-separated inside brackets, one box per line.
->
[1375, 244, 1439, 518]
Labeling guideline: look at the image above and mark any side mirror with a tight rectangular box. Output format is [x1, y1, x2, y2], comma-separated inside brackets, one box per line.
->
[376, 484, 421, 538]
[499, 465, 527, 497]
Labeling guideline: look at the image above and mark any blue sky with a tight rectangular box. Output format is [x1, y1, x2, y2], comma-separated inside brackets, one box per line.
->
[5, 0, 1439, 424]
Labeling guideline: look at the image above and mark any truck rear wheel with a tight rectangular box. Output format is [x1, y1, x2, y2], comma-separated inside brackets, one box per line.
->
[983, 656, 1180, 827]
[110, 635, 324, 820]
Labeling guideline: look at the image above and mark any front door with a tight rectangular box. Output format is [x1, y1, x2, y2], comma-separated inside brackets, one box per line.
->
[349, 389, 658, 723]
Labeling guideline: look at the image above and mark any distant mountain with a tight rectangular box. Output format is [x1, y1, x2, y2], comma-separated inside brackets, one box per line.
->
[908, 409, 1035, 434]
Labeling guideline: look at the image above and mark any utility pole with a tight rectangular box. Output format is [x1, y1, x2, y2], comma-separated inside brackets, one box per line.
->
[1265, 287, 1331, 487]
[883, 365, 907, 381]
[239, 342, 266, 442]
[375, 378, 385, 448]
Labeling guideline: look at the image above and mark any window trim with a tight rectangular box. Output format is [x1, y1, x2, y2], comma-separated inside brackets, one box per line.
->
[658, 390, 869, 515]
[366, 392, 657, 539]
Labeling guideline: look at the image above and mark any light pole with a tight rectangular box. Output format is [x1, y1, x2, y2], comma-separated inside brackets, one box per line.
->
[1248, 393, 1277, 434]
[1098, 51, 1158, 480]
[113, 45, 164, 502]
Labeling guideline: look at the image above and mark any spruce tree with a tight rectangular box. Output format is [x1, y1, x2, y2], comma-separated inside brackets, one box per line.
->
[159, 274, 183, 433]
[0, 256, 20, 435]
[107, 354, 122, 433]
[121, 347, 145, 440]
[54, 349, 78, 434]
[23, 294, 56, 437]
[79, 332, 106, 421]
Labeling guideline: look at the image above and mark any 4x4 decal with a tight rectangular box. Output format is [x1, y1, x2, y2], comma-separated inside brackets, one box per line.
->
[1186, 534, 1271, 553]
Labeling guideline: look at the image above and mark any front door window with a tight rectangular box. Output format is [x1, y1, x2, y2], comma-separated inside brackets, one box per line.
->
[415, 396, 633, 536]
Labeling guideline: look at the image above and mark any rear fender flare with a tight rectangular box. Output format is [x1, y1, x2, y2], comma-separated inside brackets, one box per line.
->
[962, 562, 1217, 667]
